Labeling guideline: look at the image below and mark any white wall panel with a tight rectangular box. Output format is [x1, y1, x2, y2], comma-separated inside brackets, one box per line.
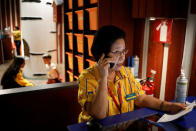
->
[21, 0, 57, 76]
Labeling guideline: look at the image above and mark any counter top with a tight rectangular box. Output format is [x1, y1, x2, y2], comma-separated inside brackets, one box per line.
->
[67, 96, 196, 131]
[0, 81, 78, 95]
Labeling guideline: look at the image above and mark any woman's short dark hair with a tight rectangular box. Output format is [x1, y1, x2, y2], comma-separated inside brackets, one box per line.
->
[91, 25, 125, 62]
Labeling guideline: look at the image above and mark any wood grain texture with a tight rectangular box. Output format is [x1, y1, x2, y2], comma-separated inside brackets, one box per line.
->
[1, 0, 6, 28]
[0, 41, 3, 64]
[188, 35, 196, 96]
[138, 0, 146, 18]
[139, 0, 188, 18]
[131, 0, 139, 18]
[16, 0, 20, 28]
[11, 0, 16, 29]
[165, 20, 186, 101]
[98, 0, 112, 27]
[147, 21, 164, 98]
[2, 38, 12, 60]
[111, 0, 134, 65]
[153, 0, 162, 17]
[191, 0, 196, 14]
[133, 19, 145, 78]
[145, 0, 155, 17]
[6, 0, 11, 27]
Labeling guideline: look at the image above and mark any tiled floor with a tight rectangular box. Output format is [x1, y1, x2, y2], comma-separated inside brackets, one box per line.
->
[0, 60, 47, 89]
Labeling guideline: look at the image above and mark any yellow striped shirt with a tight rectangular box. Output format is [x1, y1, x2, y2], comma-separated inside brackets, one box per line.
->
[78, 65, 144, 123]
[13, 30, 21, 41]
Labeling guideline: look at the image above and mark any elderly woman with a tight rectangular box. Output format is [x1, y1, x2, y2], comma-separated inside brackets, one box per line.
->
[78, 25, 185, 123]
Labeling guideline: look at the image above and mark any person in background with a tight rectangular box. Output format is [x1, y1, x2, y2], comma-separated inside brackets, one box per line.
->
[77, 25, 186, 123]
[1, 56, 34, 89]
[12, 26, 21, 56]
[42, 53, 61, 84]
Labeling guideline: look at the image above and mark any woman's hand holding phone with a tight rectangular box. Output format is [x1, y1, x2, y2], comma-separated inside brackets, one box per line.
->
[97, 53, 114, 79]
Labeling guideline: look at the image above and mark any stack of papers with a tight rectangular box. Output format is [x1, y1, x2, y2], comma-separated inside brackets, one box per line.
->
[157, 101, 196, 123]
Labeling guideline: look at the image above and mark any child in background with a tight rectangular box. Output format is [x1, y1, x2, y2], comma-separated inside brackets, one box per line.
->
[42, 54, 61, 84]
[1, 56, 34, 89]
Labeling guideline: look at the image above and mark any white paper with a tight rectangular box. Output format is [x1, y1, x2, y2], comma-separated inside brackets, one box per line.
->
[157, 101, 196, 123]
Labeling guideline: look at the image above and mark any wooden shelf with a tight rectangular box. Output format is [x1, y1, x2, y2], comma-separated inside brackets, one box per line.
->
[64, 0, 98, 82]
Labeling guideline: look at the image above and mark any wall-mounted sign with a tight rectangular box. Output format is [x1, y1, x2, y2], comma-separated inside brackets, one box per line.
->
[154, 19, 173, 44]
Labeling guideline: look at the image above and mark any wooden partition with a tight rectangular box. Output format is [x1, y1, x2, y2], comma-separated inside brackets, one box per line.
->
[99, 0, 136, 65]
[147, 21, 164, 98]
[0, 41, 3, 64]
[188, 35, 196, 96]
[0, 82, 80, 130]
[0, 0, 21, 63]
[165, 20, 186, 101]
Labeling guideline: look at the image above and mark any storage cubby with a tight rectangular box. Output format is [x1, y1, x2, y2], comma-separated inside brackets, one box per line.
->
[64, 0, 98, 82]
[84, 34, 94, 57]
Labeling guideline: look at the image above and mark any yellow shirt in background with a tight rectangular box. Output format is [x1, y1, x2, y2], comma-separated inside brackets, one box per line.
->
[15, 69, 34, 87]
[13, 30, 21, 41]
[78, 65, 144, 123]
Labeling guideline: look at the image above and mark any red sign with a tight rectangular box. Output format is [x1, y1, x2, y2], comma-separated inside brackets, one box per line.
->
[154, 19, 173, 44]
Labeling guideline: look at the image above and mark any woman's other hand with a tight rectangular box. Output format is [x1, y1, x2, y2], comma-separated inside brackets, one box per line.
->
[168, 102, 186, 114]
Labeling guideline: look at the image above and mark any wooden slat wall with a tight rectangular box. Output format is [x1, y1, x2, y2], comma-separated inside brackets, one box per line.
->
[99, 0, 135, 65]
[191, 0, 196, 14]
[0, 1, 2, 64]
[111, 0, 134, 64]
[98, 0, 112, 26]
[6, 0, 11, 27]
[54, 3, 63, 64]
[146, 0, 155, 17]
[0, 0, 20, 63]
[1, 0, 6, 29]
[133, 19, 145, 78]
[165, 20, 186, 101]
[16, 0, 20, 28]
[138, 0, 146, 18]
[0, 41, 3, 64]
[5, 0, 12, 60]
[188, 35, 196, 96]
[153, 0, 162, 17]
[162, 0, 172, 17]
[11, 0, 16, 29]
[60, 5, 63, 63]
[131, 0, 139, 18]
[0, 0, 19, 29]
[147, 21, 164, 98]
[138, 0, 189, 18]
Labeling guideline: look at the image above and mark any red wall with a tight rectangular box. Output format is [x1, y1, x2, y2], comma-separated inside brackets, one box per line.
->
[147, 20, 186, 99]
[188, 35, 196, 96]
[147, 21, 164, 98]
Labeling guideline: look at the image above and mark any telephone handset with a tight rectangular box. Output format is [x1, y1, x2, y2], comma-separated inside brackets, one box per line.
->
[105, 54, 115, 68]
[109, 63, 115, 68]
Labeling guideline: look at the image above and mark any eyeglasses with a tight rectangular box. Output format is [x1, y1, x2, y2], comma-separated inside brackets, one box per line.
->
[110, 49, 128, 56]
